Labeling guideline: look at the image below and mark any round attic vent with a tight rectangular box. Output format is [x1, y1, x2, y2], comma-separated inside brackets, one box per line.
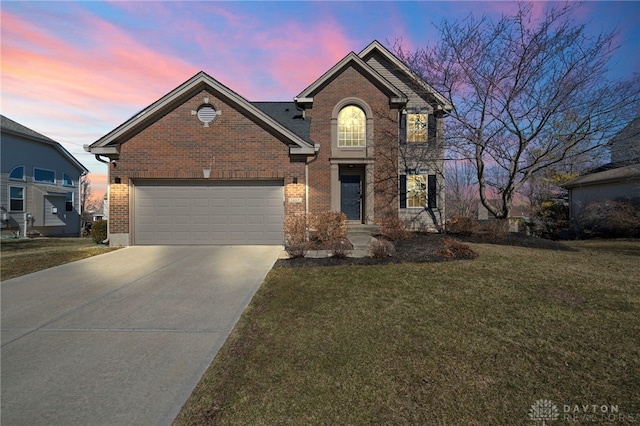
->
[197, 105, 218, 124]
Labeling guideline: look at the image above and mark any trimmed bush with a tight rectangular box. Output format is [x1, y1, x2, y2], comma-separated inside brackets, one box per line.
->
[309, 212, 347, 245]
[327, 238, 353, 259]
[446, 216, 481, 236]
[91, 220, 108, 244]
[435, 238, 478, 260]
[379, 215, 412, 241]
[368, 237, 396, 258]
[284, 214, 309, 258]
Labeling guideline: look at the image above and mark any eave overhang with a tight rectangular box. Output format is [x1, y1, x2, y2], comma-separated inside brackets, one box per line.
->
[296, 52, 407, 107]
[358, 40, 453, 112]
[87, 71, 315, 156]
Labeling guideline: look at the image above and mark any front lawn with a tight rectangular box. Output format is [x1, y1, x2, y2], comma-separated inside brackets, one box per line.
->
[0, 237, 121, 280]
[175, 239, 640, 425]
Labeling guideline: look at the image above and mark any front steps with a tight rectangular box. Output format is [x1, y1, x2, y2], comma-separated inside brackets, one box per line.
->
[346, 223, 379, 257]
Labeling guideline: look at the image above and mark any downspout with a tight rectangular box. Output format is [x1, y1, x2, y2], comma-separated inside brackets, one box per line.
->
[305, 144, 321, 238]
[94, 154, 111, 244]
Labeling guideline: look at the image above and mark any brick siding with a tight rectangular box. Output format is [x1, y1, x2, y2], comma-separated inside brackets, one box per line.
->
[109, 89, 306, 234]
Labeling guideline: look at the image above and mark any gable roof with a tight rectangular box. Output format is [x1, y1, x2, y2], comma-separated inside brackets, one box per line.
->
[359, 40, 452, 111]
[296, 50, 407, 105]
[87, 71, 316, 156]
[296, 40, 452, 111]
[1, 115, 88, 173]
[562, 161, 640, 188]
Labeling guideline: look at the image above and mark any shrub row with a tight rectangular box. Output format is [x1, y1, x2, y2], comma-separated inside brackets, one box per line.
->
[284, 212, 350, 258]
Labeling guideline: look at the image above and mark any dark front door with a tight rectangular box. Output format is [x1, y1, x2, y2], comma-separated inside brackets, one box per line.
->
[340, 175, 361, 221]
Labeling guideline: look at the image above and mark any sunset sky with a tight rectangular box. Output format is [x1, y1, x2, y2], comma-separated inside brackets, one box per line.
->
[2, 1, 639, 199]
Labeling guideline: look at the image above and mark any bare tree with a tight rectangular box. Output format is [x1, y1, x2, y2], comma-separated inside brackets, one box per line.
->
[445, 157, 478, 219]
[396, 2, 640, 222]
[80, 174, 100, 224]
[372, 104, 447, 231]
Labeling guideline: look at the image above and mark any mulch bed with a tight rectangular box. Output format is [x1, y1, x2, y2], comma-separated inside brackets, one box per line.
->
[273, 232, 574, 269]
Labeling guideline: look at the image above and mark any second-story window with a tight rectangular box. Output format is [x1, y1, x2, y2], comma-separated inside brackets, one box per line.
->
[34, 168, 56, 184]
[338, 105, 366, 147]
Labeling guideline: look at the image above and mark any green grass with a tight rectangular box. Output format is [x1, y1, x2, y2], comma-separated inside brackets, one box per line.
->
[1, 237, 121, 280]
[174, 240, 640, 425]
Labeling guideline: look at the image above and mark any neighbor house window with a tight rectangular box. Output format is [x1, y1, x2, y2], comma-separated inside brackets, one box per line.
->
[66, 192, 74, 211]
[34, 168, 56, 184]
[10, 186, 24, 211]
[338, 105, 366, 147]
[63, 173, 73, 186]
[400, 174, 437, 209]
[9, 166, 25, 180]
[407, 113, 427, 143]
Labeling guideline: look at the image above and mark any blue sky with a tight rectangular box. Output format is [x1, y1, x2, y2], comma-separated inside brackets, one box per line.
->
[2, 1, 638, 197]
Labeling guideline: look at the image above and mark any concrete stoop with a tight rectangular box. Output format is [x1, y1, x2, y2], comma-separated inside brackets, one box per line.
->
[280, 223, 379, 259]
[346, 223, 379, 257]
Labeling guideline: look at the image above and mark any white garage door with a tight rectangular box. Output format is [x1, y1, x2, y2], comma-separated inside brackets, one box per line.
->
[134, 181, 284, 245]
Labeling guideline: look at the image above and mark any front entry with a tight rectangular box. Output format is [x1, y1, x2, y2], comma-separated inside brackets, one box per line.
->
[340, 174, 361, 221]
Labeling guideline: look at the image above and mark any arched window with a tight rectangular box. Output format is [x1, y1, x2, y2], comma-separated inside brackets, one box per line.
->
[338, 105, 365, 147]
[9, 165, 24, 180]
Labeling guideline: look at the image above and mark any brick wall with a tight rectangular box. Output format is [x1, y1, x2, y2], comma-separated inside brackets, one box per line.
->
[109, 89, 305, 234]
[305, 66, 400, 220]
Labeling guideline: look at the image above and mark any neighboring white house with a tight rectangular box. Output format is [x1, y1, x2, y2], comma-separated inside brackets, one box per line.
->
[563, 115, 640, 231]
[1, 115, 89, 237]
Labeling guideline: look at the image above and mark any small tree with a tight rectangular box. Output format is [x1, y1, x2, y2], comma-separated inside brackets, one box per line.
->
[80, 174, 101, 224]
[397, 2, 640, 222]
[445, 156, 478, 219]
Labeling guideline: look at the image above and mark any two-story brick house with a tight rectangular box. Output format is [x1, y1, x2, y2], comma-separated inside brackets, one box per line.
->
[86, 40, 451, 246]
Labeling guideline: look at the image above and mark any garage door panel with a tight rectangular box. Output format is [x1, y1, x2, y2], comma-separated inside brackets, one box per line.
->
[134, 181, 283, 245]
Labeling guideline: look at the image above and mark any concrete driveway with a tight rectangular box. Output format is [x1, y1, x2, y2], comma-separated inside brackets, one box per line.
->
[1, 245, 281, 426]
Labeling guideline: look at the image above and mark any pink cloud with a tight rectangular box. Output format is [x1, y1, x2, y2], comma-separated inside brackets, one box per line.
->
[87, 173, 108, 202]
[1, 10, 197, 114]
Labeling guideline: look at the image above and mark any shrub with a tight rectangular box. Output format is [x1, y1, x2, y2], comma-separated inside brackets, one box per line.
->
[578, 199, 640, 238]
[435, 238, 478, 260]
[379, 215, 412, 241]
[328, 238, 353, 259]
[309, 212, 347, 245]
[285, 242, 310, 259]
[480, 219, 508, 240]
[368, 237, 396, 258]
[530, 199, 570, 239]
[91, 220, 108, 244]
[284, 214, 309, 258]
[446, 216, 481, 236]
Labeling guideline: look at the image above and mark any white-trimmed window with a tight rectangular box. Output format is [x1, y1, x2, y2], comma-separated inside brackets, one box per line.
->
[9, 186, 24, 211]
[407, 113, 428, 143]
[63, 173, 73, 186]
[34, 168, 56, 184]
[9, 165, 25, 180]
[338, 105, 366, 147]
[401, 110, 436, 144]
[66, 192, 74, 211]
[407, 175, 427, 207]
[400, 173, 437, 209]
